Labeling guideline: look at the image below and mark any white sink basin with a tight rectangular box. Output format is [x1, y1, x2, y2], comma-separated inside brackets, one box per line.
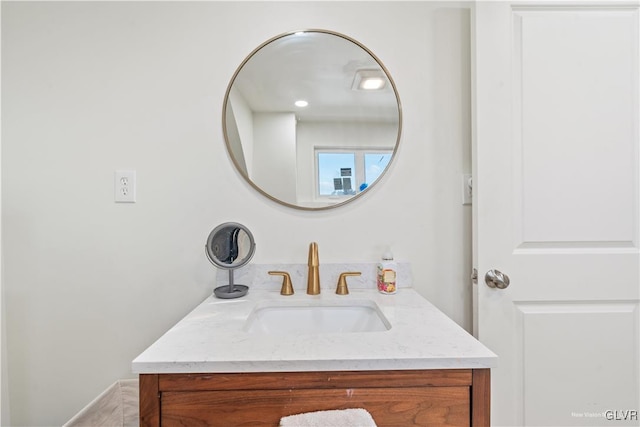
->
[244, 300, 391, 334]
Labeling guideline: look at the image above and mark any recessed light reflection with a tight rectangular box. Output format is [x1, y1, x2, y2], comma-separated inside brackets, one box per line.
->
[352, 69, 387, 91]
[361, 77, 386, 90]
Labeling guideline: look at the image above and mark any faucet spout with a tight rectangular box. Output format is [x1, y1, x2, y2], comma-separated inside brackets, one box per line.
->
[307, 242, 320, 295]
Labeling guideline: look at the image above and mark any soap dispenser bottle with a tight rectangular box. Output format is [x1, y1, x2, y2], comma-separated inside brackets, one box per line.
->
[377, 248, 397, 294]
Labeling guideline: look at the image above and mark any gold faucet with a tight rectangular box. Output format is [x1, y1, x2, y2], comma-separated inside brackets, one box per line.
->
[307, 242, 320, 295]
[268, 271, 294, 295]
[336, 272, 361, 295]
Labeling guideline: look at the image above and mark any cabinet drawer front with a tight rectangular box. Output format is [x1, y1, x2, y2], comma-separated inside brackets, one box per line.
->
[161, 387, 470, 426]
[159, 370, 473, 391]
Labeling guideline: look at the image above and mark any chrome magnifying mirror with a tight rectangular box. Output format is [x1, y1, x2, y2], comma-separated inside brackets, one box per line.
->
[205, 222, 256, 299]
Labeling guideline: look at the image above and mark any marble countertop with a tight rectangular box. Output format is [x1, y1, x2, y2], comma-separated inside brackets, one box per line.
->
[132, 287, 497, 373]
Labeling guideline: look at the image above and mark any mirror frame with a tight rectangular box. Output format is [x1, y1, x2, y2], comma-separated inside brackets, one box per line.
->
[222, 29, 402, 211]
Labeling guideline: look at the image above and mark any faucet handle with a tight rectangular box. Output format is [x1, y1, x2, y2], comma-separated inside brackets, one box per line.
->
[336, 272, 361, 295]
[268, 271, 294, 295]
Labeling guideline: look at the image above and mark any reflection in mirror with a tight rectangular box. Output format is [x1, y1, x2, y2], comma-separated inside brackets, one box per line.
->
[205, 222, 256, 299]
[223, 30, 401, 210]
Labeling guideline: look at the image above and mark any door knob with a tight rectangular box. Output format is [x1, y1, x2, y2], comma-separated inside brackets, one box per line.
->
[485, 269, 510, 289]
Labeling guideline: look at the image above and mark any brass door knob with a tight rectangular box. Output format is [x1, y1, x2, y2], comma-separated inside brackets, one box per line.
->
[336, 272, 361, 295]
[269, 271, 294, 295]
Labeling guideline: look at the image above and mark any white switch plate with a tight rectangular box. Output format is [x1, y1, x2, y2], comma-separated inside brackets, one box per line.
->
[462, 174, 472, 205]
[115, 170, 136, 203]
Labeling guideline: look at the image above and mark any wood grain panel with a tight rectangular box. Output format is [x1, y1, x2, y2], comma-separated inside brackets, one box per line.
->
[161, 387, 471, 427]
[158, 369, 473, 391]
[139, 374, 160, 427]
[471, 369, 490, 427]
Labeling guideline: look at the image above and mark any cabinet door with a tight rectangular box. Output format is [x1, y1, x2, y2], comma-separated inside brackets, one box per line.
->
[161, 387, 470, 426]
[475, 3, 640, 425]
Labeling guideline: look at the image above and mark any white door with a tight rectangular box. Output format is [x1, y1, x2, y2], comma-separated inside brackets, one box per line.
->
[474, 2, 640, 426]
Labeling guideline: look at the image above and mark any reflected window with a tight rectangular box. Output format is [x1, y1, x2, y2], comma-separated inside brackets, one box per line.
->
[317, 152, 355, 196]
[316, 149, 392, 197]
[365, 153, 392, 186]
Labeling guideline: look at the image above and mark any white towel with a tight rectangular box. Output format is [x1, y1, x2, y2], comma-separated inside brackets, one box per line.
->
[280, 408, 377, 427]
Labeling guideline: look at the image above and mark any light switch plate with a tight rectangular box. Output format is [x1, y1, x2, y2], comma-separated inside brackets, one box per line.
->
[462, 174, 472, 205]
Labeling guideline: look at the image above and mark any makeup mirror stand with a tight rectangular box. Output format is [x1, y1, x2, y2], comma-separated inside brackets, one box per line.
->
[214, 269, 249, 299]
[205, 222, 256, 299]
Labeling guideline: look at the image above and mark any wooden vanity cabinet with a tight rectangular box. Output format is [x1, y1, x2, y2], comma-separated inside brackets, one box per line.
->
[140, 368, 490, 426]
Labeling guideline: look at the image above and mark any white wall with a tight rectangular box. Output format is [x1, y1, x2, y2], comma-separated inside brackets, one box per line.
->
[252, 112, 298, 203]
[1, 2, 472, 425]
[228, 86, 254, 177]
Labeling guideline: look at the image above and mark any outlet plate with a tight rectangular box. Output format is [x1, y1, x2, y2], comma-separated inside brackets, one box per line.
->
[115, 170, 136, 203]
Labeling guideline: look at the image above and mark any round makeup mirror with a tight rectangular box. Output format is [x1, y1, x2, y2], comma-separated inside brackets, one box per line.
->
[223, 29, 402, 210]
[205, 222, 256, 298]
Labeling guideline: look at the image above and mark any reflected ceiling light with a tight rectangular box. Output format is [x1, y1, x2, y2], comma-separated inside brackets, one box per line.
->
[295, 100, 309, 107]
[361, 78, 385, 90]
[352, 69, 387, 91]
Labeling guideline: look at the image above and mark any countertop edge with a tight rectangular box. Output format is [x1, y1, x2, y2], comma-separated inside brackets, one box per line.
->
[132, 356, 497, 374]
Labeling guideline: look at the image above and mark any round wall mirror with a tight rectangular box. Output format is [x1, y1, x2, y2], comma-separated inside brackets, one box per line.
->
[205, 222, 256, 298]
[223, 29, 402, 210]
